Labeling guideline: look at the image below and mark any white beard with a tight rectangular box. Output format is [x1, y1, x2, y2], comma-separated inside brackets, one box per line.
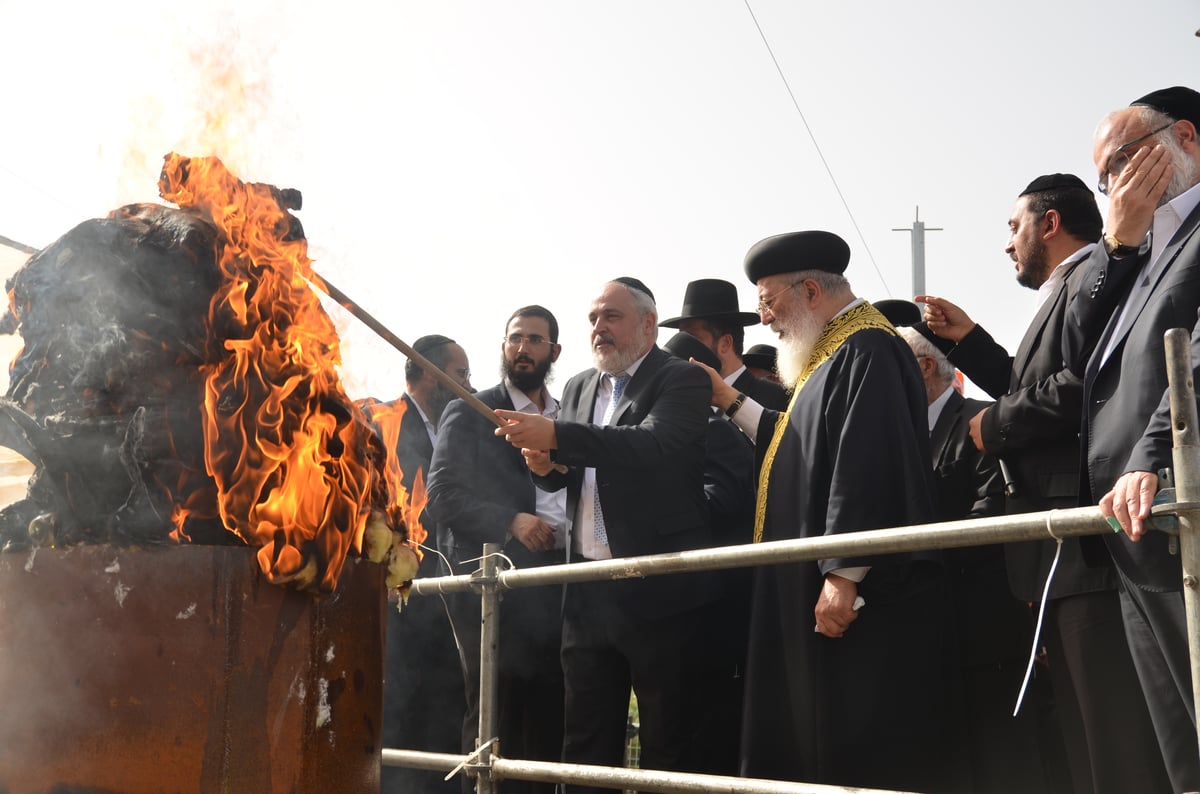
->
[1161, 135, 1200, 206]
[775, 308, 827, 388]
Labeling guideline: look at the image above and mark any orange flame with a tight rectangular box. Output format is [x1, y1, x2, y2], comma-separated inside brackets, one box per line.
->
[157, 153, 414, 593]
[359, 397, 426, 557]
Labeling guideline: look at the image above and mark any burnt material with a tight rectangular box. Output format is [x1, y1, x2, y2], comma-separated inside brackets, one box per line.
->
[0, 204, 228, 550]
[0, 545, 385, 793]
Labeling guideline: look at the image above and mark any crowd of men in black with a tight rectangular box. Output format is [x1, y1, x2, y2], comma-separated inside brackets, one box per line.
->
[378, 86, 1200, 794]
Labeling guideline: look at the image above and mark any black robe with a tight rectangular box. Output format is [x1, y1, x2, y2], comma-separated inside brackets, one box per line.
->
[739, 321, 960, 792]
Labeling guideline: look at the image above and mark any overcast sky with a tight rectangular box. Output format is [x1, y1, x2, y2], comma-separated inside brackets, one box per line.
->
[1, 1, 1197, 399]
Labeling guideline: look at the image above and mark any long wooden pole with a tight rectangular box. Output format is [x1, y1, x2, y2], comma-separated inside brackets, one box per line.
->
[311, 274, 505, 429]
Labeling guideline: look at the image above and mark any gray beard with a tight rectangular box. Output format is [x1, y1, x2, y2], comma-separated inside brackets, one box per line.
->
[593, 343, 645, 375]
[1160, 136, 1200, 206]
[776, 310, 827, 388]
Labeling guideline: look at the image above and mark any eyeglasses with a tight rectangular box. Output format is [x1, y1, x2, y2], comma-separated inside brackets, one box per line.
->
[503, 333, 552, 348]
[1098, 122, 1174, 195]
[756, 281, 801, 315]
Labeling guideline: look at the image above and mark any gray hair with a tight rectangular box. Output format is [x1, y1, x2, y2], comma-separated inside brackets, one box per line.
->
[613, 281, 657, 320]
[897, 326, 956, 385]
[791, 269, 850, 295]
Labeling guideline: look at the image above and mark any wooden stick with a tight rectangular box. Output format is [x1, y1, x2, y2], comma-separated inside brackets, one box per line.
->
[310, 274, 506, 429]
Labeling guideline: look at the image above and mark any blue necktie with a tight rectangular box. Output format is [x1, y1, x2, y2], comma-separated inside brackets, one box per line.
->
[593, 372, 630, 545]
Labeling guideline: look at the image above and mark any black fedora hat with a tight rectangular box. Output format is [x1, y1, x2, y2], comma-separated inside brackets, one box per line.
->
[660, 278, 760, 328]
[743, 343, 777, 371]
[663, 331, 722, 371]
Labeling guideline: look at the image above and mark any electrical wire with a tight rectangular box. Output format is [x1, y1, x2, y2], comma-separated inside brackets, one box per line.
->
[742, 0, 893, 296]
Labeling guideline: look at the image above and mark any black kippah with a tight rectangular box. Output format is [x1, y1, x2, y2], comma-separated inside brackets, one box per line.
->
[613, 276, 655, 303]
[1131, 86, 1200, 129]
[1020, 173, 1090, 196]
[412, 334, 455, 357]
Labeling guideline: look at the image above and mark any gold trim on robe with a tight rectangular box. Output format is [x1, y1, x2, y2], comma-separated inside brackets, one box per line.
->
[752, 301, 898, 542]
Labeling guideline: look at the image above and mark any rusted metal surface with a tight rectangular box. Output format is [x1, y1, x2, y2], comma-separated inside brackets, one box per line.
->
[0, 544, 384, 794]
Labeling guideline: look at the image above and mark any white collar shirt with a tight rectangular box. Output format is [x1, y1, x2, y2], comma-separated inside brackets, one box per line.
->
[505, 381, 568, 549]
[574, 349, 650, 560]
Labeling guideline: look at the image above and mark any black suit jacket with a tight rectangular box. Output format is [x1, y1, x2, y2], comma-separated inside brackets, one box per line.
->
[395, 393, 434, 496]
[930, 390, 1029, 666]
[425, 382, 562, 572]
[424, 382, 563, 671]
[535, 345, 718, 618]
[732, 368, 788, 412]
[948, 253, 1115, 600]
[1066, 200, 1200, 591]
[930, 391, 1004, 523]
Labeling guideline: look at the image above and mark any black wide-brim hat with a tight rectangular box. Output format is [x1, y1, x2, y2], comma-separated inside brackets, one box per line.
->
[662, 331, 722, 371]
[660, 278, 760, 328]
[744, 230, 850, 283]
[743, 343, 777, 371]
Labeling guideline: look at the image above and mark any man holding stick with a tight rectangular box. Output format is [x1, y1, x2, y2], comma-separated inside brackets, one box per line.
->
[494, 277, 717, 793]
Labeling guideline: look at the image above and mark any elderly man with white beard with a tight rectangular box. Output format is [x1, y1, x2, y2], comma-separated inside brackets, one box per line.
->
[1066, 86, 1200, 793]
[698, 231, 962, 792]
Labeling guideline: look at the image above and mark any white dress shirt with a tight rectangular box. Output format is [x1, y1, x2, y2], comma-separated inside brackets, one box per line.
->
[573, 351, 649, 560]
[506, 381, 568, 549]
[1101, 181, 1200, 366]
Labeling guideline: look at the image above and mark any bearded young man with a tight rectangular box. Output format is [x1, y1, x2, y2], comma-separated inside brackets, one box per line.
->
[1067, 87, 1200, 793]
[493, 278, 717, 794]
[426, 306, 566, 794]
[701, 231, 961, 791]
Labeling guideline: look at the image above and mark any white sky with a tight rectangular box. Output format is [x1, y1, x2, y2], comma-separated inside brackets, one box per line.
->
[0, 1, 1197, 399]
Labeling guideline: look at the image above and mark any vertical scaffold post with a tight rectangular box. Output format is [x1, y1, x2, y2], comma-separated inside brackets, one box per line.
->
[1164, 327, 1200, 760]
[476, 542, 501, 794]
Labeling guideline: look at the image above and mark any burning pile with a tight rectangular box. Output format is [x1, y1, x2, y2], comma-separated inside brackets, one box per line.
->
[0, 154, 419, 595]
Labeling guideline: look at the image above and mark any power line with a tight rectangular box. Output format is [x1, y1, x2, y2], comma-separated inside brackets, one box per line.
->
[742, 0, 892, 296]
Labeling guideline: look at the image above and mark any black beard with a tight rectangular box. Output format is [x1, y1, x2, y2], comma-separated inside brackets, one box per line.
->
[1015, 237, 1049, 290]
[504, 355, 553, 393]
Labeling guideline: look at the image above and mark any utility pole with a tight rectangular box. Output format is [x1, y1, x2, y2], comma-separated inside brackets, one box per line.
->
[892, 207, 942, 297]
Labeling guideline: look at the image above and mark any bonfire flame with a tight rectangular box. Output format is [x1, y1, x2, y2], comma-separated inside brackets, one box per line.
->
[157, 153, 421, 594]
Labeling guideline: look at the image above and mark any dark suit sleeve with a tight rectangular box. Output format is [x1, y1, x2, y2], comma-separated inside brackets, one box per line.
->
[1063, 247, 1143, 376]
[1124, 306, 1200, 477]
[703, 418, 755, 539]
[552, 363, 711, 468]
[425, 399, 520, 546]
[946, 324, 1013, 399]
[980, 368, 1084, 455]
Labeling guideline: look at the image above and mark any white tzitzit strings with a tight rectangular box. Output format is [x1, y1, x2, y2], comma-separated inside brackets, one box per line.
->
[1012, 509, 1063, 716]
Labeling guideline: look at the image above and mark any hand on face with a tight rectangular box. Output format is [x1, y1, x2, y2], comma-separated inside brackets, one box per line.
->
[1104, 141, 1173, 246]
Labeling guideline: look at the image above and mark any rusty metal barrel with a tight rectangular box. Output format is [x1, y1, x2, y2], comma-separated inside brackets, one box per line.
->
[0, 545, 385, 794]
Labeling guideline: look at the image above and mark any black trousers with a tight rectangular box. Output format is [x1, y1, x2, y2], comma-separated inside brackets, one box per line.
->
[1115, 570, 1200, 794]
[1043, 589, 1173, 794]
[447, 560, 565, 794]
[381, 589, 466, 794]
[560, 579, 708, 794]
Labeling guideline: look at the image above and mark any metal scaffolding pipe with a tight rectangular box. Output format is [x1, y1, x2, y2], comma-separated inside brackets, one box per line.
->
[1165, 327, 1200, 760]
[474, 543, 501, 794]
[410, 506, 1112, 596]
[488, 758, 921, 794]
[381, 750, 917, 794]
